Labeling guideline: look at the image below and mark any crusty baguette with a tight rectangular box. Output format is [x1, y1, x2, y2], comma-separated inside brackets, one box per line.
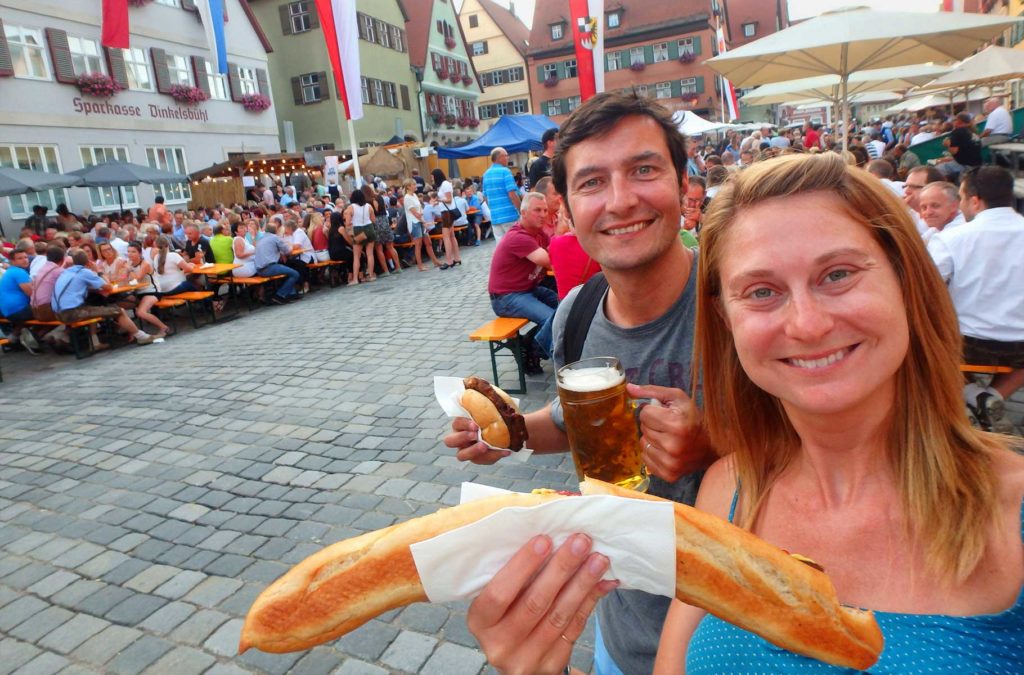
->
[240, 484, 883, 670]
[580, 478, 884, 670]
[238, 491, 565, 653]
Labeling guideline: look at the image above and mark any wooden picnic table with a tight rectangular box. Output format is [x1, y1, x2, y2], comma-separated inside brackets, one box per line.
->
[193, 263, 241, 275]
[108, 281, 153, 294]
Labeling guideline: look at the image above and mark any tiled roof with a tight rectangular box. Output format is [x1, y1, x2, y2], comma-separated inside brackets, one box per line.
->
[477, 0, 530, 57]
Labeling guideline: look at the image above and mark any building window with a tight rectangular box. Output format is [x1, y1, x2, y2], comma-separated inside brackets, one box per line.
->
[146, 147, 190, 204]
[385, 81, 398, 108]
[0, 145, 64, 218]
[361, 14, 376, 43]
[542, 63, 558, 80]
[656, 81, 672, 99]
[472, 41, 488, 56]
[155, 0, 181, 6]
[630, 47, 645, 66]
[360, 76, 369, 104]
[289, 2, 314, 34]
[479, 105, 493, 120]
[168, 54, 192, 86]
[509, 67, 523, 82]
[68, 36, 104, 76]
[305, 143, 336, 151]
[203, 60, 229, 100]
[512, 99, 528, 114]
[635, 83, 648, 97]
[122, 48, 152, 91]
[469, 14, 479, 28]
[495, 102, 508, 116]
[564, 59, 577, 78]
[678, 38, 695, 56]
[80, 146, 137, 210]
[391, 25, 405, 52]
[550, 23, 563, 40]
[373, 79, 385, 106]
[4, 25, 49, 80]
[680, 77, 697, 94]
[653, 42, 669, 63]
[607, 12, 621, 28]
[743, 22, 757, 38]
[237, 66, 259, 95]
[548, 99, 563, 115]
[491, 70, 504, 85]
[300, 73, 322, 103]
[376, 19, 391, 48]
[607, 51, 621, 71]
[567, 95, 581, 112]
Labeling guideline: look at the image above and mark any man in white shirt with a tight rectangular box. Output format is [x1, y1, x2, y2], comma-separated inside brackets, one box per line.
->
[910, 123, 936, 146]
[926, 166, 1024, 409]
[866, 159, 904, 197]
[981, 96, 1013, 147]
[902, 165, 945, 235]
[918, 181, 965, 242]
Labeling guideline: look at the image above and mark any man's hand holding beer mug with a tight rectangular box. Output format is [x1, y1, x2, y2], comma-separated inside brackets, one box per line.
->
[444, 356, 714, 486]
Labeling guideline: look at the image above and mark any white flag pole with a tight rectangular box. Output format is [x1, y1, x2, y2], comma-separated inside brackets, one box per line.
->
[346, 116, 362, 185]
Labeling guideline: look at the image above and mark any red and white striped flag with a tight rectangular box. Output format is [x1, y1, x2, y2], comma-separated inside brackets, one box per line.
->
[313, 0, 363, 121]
[716, 25, 739, 122]
[568, 0, 604, 102]
[101, 0, 130, 49]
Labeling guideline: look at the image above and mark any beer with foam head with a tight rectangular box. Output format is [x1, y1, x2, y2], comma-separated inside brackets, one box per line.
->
[557, 357, 648, 492]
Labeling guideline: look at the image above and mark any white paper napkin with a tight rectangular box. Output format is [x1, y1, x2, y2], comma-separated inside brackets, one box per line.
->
[433, 376, 533, 461]
[409, 482, 676, 603]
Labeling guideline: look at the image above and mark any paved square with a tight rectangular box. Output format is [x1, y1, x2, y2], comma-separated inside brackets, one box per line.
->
[0, 246, 596, 673]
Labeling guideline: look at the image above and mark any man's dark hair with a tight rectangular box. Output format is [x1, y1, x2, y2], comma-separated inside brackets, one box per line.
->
[907, 165, 945, 184]
[688, 175, 707, 190]
[541, 127, 558, 146]
[705, 154, 723, 167]
[962, 166, 1014, 209]
[46, 244, 66, 263]
[69, 248, 89, 267]
[154, 195, 164, 204]
[32, 204, 47, 214]
[552, 92, 687, 200]
[867, 159, 894, 179]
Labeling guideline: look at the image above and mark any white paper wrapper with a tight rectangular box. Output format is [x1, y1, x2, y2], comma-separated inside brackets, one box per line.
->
[433, 376, 533, 461]
[409, 482, 676, 603]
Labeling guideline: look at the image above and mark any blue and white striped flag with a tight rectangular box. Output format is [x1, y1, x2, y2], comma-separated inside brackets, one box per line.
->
[196, 0, 228, 75]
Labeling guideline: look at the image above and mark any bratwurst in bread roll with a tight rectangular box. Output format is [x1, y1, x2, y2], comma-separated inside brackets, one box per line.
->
[239, 479, 883, 669]
[460, 376, 528, 450]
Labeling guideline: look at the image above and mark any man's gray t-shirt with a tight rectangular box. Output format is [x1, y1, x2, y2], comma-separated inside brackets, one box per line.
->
[550, 253, 703, 674]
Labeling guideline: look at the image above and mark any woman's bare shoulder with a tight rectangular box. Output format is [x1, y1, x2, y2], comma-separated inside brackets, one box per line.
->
[993, 446, 1024, 507]
[695, 455, 738, 520]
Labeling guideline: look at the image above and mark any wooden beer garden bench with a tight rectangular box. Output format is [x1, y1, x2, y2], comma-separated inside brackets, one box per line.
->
[1, 316, 106, 359]
[306, 259, 343, 288]
[469, 317, 530, 394]
[961, 364, 1014, 375]
[163, 291, 216, 329]
[0, 337, 7, 381]
[152, 297, 186, 335]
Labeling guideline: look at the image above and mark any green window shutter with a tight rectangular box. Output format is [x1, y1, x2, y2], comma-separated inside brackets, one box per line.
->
[671, 80, 682, 98]
[279, 5, 294, 35]
[668, 41, 679, 60]
[45, 28, 77, 84]
[191, 56, 211, 97]
[0, 18, 13, 77]
[696, 76, 705, 94]
[227, 62, 242, 102]
[105, 47, 129, 89]
[256, 69, 270, 98]
[151, 47, 172, 93]
[556, 62, 565, 79]
[643, 45, 654, 65]
[537, 65, 546, 81]
[692, 36, 703, 55]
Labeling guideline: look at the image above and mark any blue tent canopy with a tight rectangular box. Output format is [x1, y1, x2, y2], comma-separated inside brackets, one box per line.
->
[436, 115, 558, 159]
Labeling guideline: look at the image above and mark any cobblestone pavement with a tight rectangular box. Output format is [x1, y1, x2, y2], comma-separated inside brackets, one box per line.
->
[0, 243, 595, 675]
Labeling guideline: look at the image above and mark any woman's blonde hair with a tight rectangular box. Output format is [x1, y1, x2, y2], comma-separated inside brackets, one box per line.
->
[696, 152, 1001, 584]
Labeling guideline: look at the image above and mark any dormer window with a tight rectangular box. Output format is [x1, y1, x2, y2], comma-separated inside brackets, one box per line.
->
[550, 23, 564, 40]
[608, 12, 621, 28]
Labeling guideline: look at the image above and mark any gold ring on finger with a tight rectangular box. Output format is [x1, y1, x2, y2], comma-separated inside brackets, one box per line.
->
[559, 634, 574, 645]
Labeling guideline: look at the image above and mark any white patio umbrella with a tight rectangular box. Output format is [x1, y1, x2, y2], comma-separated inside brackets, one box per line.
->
[741, 64, 952, 107]
[706, 7, 1021, 150]
[917, 45, 1024, 93]
[885, 87, 997, 114]
[673, 110, 736, 136]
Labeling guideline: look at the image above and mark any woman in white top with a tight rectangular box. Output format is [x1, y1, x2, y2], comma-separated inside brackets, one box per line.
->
[96, 241, 129, 284]
[231, 220, 257, 278]
[431, 168, 462, 269]
[402, 179, 442, 272]
[344, 188, 377, 284]
[125, 242, 169, 338]
[151, 235, 196, 295]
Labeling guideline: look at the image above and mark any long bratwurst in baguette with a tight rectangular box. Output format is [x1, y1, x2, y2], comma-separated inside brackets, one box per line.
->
[460, 376, 528, 450]
[239, 479, 883, 669]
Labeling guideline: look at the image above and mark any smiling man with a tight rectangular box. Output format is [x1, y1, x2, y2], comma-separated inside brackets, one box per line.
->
[446, 93, 715, 674]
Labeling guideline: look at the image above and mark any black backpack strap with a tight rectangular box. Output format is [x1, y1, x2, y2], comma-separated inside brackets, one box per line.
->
[562, 271, 608, 364]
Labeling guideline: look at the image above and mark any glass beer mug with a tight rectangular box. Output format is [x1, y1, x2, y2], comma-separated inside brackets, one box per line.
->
[556, 356, 649, 492]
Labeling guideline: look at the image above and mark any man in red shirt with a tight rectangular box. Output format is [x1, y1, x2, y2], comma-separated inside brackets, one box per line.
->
[487, 192, 555, 372]
[803, 120, 820, 150]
